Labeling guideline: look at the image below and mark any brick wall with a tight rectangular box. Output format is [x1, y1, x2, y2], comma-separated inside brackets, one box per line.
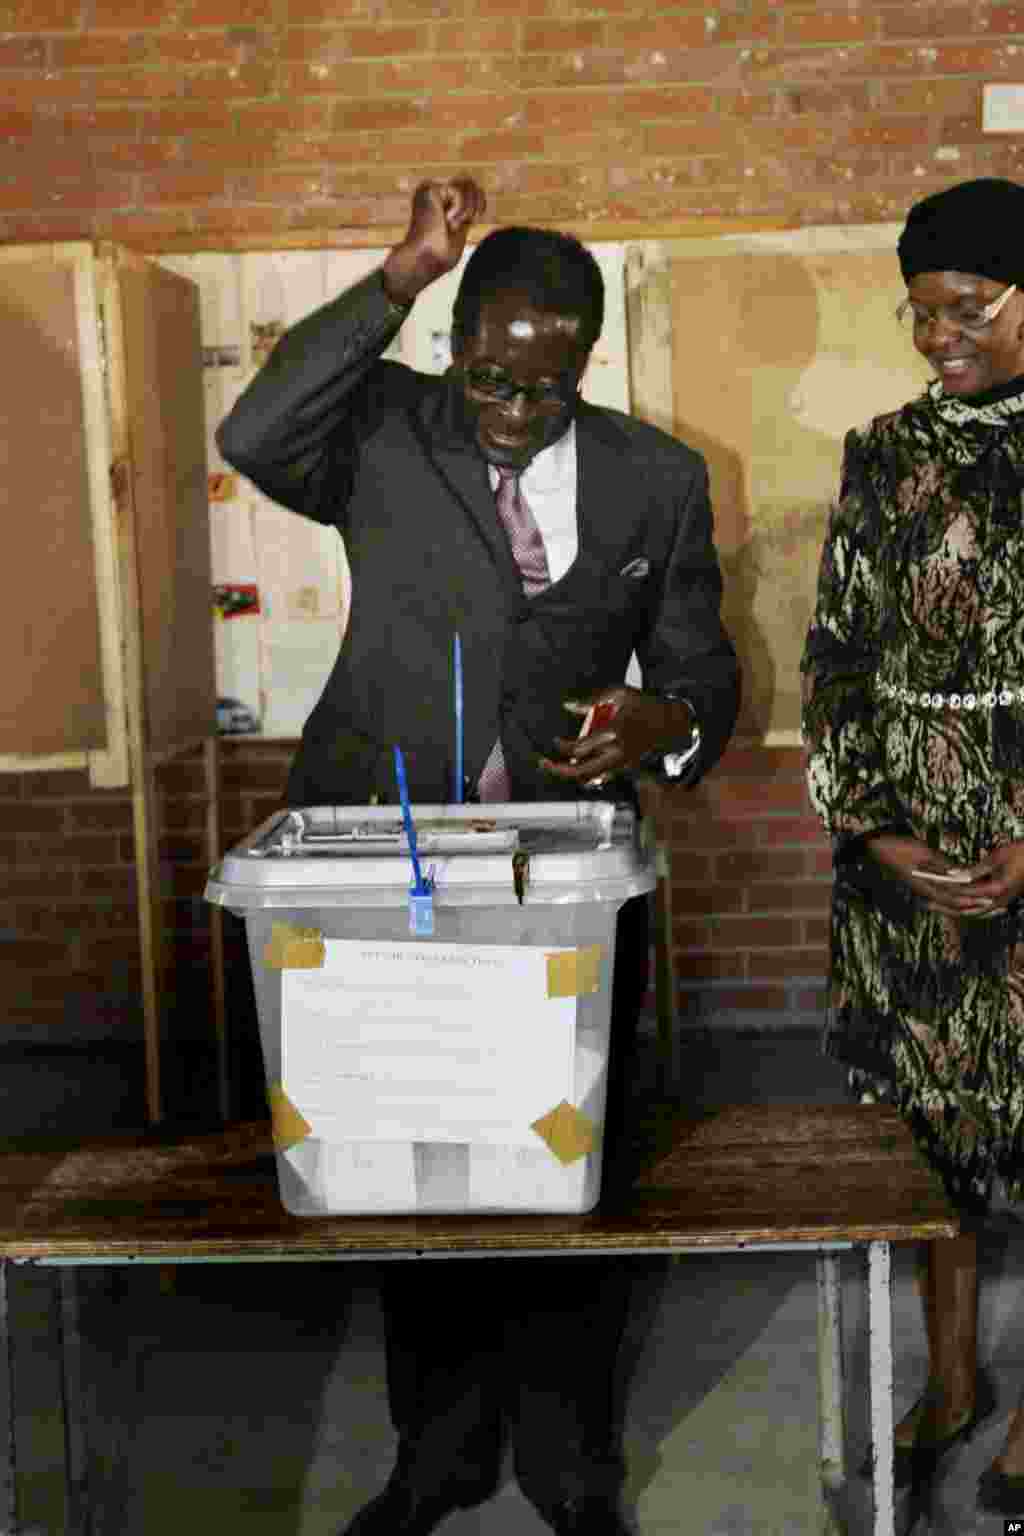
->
[0, 3, 1020, 245]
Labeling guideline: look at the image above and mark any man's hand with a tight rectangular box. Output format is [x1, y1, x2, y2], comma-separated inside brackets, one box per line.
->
[539, 687, 695, 788]
[865, 833, 1014, 919]
[382, 178, 487, 308]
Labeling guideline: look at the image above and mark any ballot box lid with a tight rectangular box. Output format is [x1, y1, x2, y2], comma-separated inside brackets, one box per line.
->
[204, 802, 655, 910]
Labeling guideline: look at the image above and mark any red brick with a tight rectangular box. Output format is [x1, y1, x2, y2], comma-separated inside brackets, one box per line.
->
[880, 78, 980, 114]
[699, 779, 812, 816]
[98, 208, 196, 242]
[5, 0, 81, 25]
[695, 985, 790, 1011]
[346, 23, 430, 59]
[667, 814, 748, 850]
[754, 816, 825, 846]
[371, 53, 519, 93]
[518, 52, 624, 92]
[55, 902, 140, 934]
[844, 114, 934, 149]
[284, 0, 362, 18]
[378, 0, 461, 13]
[672, 930, 714, 963]
[62, 798, 132, 835]
[162, 797, 210, 833]
[18, 768, 92, 798]
[138, 102, 238, 136]
[615, 14, 717, 52]
[15, 832, 120, 864]
[671, 883, 746, 916]
[0, 969, 79, 1005]
[330, 98, 427, 134]
[704, 915, 803, 949]
[792, 985, 828, 1011]
[85, 69, 183, 101]
[234, 167, 331, 201]
[0, 934, 72, 967]
[522, 19, 606, 52]
[778, 81, 874, 115]
[181, 61, 276, 99]
[92, 138, 184, 171]
[455, 129, 548, 162]
[50, 33, 150, 68]
[710, 9, 781, 46]
[0, 802, 68, 834]
[748, 881, 833, 914]
[180, 0, 276, 21]
[5, 868, 84, 899]
[191, 203, 291, 235]
[92, 0, 167, 21]
[434, 20, 514, 53]
[78, 866, 140, 898]
[673, 951, 746, 982]
[782, 8, 880, 45]
[158, 834, 206, 864]
[879, 4, 977, 40]
[244, 793, 287, 824]
[279, 57, 372, 95]
[717, 87, 782, 118]
[980, 3, 1024, 35]
[157, 30, 273, 67]
[0, 35, 47, 66]
[748, 947, 829, 978]
[803, 918, 830, 946]
[716, 850, 806, 883]
[468, 0, 552, 15]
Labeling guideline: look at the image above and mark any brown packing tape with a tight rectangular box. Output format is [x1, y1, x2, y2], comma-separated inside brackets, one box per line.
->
[531, 1101, 596, 1166]
[545, 944, 604, 998]
[263, 920, 325, 970]
[269, 1083, 313, 1150]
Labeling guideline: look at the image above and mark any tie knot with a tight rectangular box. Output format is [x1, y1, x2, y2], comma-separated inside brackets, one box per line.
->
[496, 467, 518, 484]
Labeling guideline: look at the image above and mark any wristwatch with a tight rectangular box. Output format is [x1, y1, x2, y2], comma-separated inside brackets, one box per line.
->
[658, 693, 701, 781]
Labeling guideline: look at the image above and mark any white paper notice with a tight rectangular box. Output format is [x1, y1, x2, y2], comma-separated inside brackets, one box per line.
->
[281, 940, 577, 1146]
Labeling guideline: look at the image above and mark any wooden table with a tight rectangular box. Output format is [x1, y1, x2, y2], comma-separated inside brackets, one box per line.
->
[0, 1104, 958, 1535]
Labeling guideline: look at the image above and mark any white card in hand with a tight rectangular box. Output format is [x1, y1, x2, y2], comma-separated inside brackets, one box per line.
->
[912, 868, 976, 884]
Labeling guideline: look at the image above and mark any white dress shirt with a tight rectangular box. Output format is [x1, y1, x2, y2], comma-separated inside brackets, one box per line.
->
[487, 422, 578, 583]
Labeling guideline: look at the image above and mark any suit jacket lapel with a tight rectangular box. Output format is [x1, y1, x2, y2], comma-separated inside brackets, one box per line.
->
[409, 381, 523, 604]
[573, 403, 642, 566]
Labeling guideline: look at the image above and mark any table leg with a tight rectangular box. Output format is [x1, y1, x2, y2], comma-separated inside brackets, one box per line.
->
[816, 1252, 848, 1533]
[0, 1261, 19, 1535]
[56, 1269, 91, 1536]
[867, 1241, 895, 1536]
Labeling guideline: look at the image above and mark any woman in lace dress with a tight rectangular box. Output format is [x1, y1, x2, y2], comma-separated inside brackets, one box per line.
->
[801, 177, 1024, 1512]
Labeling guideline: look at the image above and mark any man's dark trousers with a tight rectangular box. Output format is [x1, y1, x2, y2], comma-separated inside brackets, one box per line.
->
[377, 893, 653, 1516]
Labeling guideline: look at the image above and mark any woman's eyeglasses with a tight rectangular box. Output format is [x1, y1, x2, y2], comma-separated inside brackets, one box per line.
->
[896, 283, 1018, 334]
[463, 366, 575, 414]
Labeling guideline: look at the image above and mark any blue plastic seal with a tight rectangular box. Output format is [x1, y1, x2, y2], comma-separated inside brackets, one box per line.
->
[408, 888, 435, 936]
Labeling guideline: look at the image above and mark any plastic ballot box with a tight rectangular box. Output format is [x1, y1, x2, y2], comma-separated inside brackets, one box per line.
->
[205, 802, 654, 1216]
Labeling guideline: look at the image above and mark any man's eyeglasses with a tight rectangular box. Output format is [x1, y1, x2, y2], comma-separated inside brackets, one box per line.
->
[463, 366, 576, 414]
[896, 283, 1018, 334]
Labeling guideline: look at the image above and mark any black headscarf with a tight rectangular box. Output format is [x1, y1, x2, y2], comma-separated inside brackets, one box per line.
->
[898, 177, 1024, 286]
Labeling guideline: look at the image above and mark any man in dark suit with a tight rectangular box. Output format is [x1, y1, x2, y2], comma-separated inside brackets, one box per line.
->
[218, 178, 739, 1536]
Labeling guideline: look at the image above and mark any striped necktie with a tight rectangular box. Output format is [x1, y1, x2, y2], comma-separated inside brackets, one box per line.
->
[477, 469, 552, 801]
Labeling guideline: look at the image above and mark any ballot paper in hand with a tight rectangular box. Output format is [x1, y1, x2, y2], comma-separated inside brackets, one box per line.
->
[281, 940, 578, 1146]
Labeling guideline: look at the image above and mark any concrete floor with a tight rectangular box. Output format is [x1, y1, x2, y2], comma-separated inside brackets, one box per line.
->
[5, 1028, 1024, 1535]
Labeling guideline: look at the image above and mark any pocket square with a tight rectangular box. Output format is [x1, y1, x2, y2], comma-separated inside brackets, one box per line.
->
[620, 557, 650, 580]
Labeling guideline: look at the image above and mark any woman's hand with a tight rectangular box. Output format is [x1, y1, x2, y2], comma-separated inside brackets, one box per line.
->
[960, 841, 1024, 914]
[865, 833, 1009, 918]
